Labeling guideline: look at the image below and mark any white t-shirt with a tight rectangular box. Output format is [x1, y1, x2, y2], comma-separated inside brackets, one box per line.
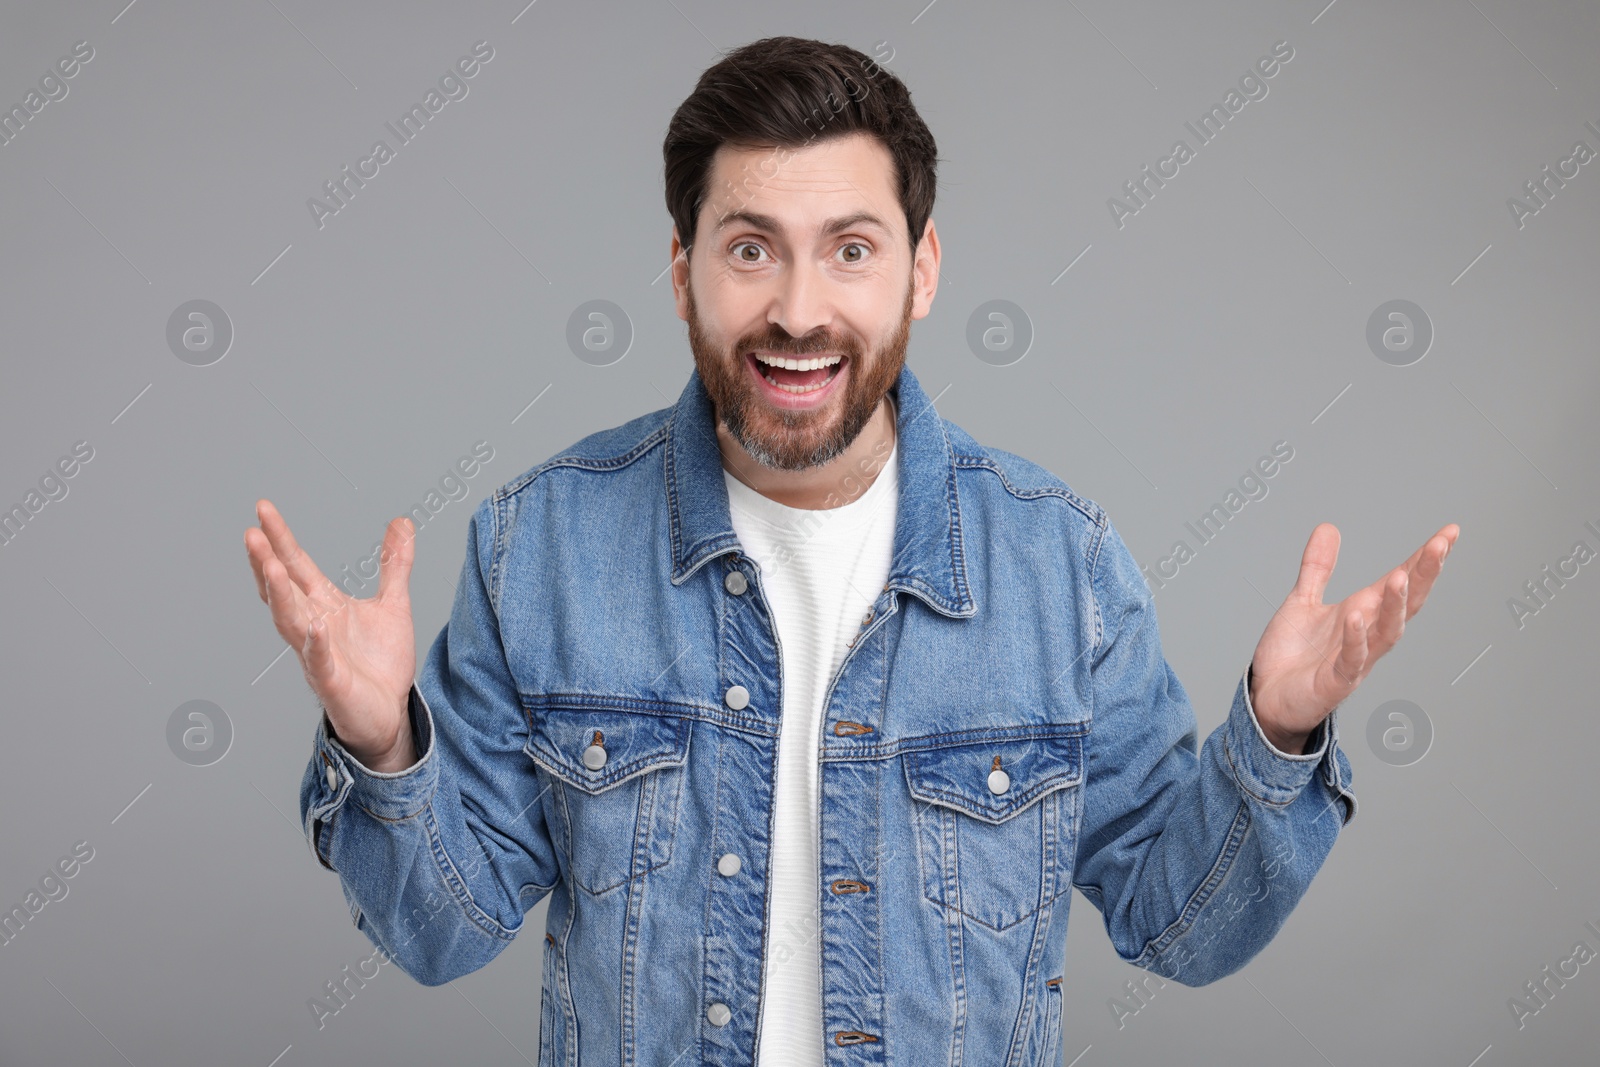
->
[723, 425, 898, 1064]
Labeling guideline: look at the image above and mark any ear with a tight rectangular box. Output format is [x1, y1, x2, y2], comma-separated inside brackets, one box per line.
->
[911, 217, 940, 321]
[670, 227, 691, 322]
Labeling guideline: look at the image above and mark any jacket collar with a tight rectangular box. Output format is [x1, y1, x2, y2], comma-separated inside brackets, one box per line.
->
[664, 362, 975, 619]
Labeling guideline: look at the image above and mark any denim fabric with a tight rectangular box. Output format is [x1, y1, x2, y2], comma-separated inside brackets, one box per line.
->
[300, 363, 1357, 1066]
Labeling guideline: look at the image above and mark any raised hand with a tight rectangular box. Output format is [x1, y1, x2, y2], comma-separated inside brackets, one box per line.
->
[244, 499, 419, 771]
[1248, 521, 1460, 753]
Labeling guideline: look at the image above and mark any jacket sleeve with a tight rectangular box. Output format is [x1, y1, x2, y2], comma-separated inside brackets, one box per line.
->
[298, 495, 560, 986]
[1070, 515, 1358, 987]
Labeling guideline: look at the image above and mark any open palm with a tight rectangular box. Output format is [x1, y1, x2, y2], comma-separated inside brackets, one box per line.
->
[244, 499, 418, 768]
[1249, 521, 1459, 750]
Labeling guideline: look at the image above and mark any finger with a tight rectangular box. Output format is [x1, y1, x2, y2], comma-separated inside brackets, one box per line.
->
[1292, 522, 1341, 604]
[255, 498, 342, 602]
[1386, 523, 1456, 586]
[1401, 525, 1458, 619]
[1399, 523, 1460, 574]
[1352, 522, 1450, 606]
[244, 527, 270, 604]
[1368, 567, 1407, 653]
[376, 516, 416, 604]
[303, 609, 339, 691]
[261, 552, 311, 646]
[1330, 610, 1367, 691]
[1397, 535, 1442, 619]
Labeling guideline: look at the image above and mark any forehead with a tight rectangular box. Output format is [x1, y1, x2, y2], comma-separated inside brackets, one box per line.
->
[703, 132, 900, 237]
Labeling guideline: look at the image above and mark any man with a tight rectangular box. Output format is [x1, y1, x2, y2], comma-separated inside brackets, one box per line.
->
[245, 36, 1457, 1065]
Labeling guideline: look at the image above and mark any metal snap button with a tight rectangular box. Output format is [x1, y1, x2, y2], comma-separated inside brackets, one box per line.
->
[717, 853, 742, 877]
[987, 756, 1010, 795]
[724, 685, 750, 710]
[325, 764, 338, 791]
[582, 730, 607, 770]
[724, 569, 748, 595]
[707, 1001, 732, 1026]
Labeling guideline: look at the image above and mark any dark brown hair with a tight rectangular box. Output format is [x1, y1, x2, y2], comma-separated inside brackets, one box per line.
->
[662, 36, 939, 258]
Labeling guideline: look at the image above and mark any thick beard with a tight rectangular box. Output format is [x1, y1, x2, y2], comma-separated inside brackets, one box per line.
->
[687, 277, 913, 472]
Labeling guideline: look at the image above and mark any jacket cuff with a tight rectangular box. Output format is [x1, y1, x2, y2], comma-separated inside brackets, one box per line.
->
[309, 684, 438, 826]
[1225, 663, 1331, 807]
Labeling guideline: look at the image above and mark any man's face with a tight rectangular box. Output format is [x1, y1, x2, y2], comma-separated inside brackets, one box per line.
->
[672, 132, 937, 471]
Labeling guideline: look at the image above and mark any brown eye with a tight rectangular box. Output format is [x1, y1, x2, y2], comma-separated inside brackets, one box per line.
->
[838, 242, 867, 264]
[733, 242, 765, 262]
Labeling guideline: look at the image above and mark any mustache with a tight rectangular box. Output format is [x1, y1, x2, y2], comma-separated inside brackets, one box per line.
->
[734, 328, 861, 358]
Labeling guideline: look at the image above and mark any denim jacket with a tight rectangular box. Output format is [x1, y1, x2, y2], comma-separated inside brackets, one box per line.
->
[300, 363, 1357, 1066]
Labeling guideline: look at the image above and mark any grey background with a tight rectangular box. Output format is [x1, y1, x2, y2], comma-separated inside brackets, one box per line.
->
[1, 0, 1596, 1063]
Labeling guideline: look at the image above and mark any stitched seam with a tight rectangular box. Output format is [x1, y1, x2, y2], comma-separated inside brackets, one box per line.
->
[557, 855, 579, 1067]
[525, 748, 687, 794]
[559, 702, 769, 738]
[539, 936, 558, 1063]
[1224, 731, 1300, 809]
[1086, 511, 1110, 662]
[523, 693, 718, 717]
[946, 892, 1071, 931]
[697, 724, 724, 1067]
[665, 406, 688, 578]
[1003, 875, 1055, 1067]
[873, 755, 888, 1051]
[1045, 981, 1062, 1058]
[498, 422, 670, 501]
[350, 769, 436, 823]
[952, 453, 1104, 526]
[924, 787, 1075, 934]
[620, 783, 648, 1067]
[948, 867, 966, 1066]
[524, 695, 776, 744]
[937, 867, 1071, 932]
[939, 419, 973, 610]
[1133, 800, 1253, 966]
[487, 421, 671, 603]
[422, 798, 519, 942]
[908, 775, 1082, 822]
[838, 721, 1090, 763]
[488, 492, 505, 614]
[352, 799, 430, 823]
[559, 781, 673, 898]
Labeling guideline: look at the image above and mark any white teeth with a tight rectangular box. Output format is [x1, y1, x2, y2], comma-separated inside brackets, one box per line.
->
[753, 353, 843, 372]
[763, 371, 834, 394]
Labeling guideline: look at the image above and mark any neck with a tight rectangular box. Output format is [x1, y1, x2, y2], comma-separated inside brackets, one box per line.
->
[719, 393, 897, 510]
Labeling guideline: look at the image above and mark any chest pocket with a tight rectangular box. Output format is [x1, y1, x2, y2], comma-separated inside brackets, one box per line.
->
[523, 704, 692, 897]
[904, 730, 1084, 932]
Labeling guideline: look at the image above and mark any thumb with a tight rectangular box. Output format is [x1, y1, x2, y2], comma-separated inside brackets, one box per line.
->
[376, 516, 416, 603]
[1293, 522, 1340, 604]
[303, 608, 337, 684]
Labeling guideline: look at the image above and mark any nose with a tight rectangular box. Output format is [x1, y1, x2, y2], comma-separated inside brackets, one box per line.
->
[767, 259, 833, 345]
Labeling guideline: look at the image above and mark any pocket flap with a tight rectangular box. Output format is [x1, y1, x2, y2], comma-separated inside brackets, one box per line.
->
[904, 732, 1083, 824]
[524, 706, 690, 795]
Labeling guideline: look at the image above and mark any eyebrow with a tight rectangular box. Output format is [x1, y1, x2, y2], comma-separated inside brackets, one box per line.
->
[710, 209, 893, 240]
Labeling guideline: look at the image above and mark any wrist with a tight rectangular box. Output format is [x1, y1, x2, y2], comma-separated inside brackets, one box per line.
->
[360, 732, 417, 773]
[327, 692, 415, 772]
[1261, 723, 1311, 756]
[1248, 663, 1311, 755]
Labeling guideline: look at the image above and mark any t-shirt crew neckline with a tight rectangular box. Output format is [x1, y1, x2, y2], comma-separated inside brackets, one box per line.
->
[722, 401, 899, 539]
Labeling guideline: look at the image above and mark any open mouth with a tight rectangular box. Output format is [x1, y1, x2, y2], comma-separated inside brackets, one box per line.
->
[746, 351, 846, 396]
